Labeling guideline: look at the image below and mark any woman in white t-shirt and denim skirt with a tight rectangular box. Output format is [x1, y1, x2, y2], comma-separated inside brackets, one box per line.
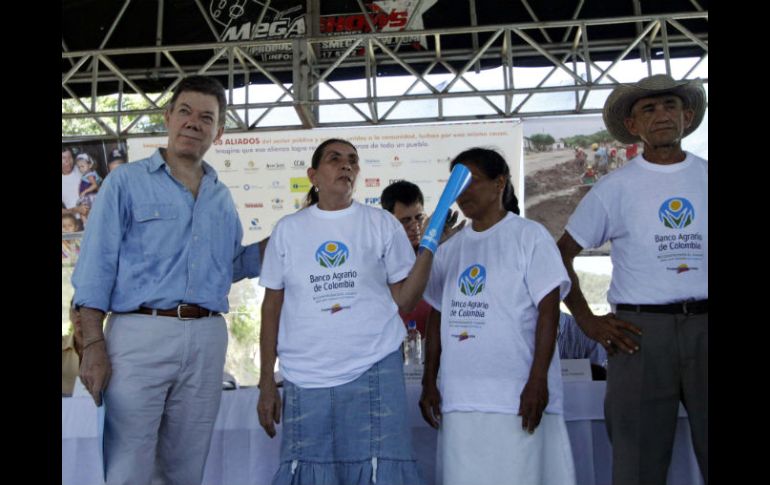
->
[419, 148, 577, 485]
[257, 139, 442, 485]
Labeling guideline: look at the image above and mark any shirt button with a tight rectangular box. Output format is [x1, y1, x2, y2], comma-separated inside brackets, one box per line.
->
[154, 211, 159, 217]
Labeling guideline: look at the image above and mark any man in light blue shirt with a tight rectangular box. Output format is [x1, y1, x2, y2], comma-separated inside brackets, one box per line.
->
[73, 76, 265, 485]
[557, 312, 608, 379]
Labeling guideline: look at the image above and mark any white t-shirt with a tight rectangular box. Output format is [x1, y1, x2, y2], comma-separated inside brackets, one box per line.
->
[62, 169, 81, 209]
[259, 201, 416, 388]
[566, 152, 708, 305]
[424, 213, 571, 415]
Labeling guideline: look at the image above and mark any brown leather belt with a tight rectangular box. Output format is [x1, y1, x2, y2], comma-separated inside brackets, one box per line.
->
[133, 304, 219, 320]
[617, 300, 708, 316]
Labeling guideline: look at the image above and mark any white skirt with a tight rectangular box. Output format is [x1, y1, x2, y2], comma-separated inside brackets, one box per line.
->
[436, 412, 576, 485]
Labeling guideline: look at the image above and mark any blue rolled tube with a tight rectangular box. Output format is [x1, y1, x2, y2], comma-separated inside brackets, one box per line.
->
[419, 163, 472, 253]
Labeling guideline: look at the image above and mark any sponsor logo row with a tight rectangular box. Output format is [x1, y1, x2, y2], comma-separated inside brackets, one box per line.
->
[219, 157, 447, 171]
[218, 159, 308, 171]
[239, 177, 311, 192]
[233, 178, 438, 191]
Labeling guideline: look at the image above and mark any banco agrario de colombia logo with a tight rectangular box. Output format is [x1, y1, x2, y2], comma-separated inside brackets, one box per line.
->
[458, 264, 486, 296]
[659, 197, 694, 229]
[315, 241, 349, 268]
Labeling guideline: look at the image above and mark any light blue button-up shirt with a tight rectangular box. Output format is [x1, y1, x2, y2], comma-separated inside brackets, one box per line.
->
[72, 149, 260, 314]
[557, 312, 608, 367]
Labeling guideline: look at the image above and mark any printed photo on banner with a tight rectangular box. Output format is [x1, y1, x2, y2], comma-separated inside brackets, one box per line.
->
[523, 115, 618, 250]
[62, 237, 81, 268]
[522, 112, 707, 252]
[62, 140, 128, 235]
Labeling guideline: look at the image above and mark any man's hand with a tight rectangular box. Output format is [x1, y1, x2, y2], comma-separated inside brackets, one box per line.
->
[419, 383, 442, 429]
[577, 312, 641, 355]
[518, 376, 548, 434]
[440, 210, 465, 244]
[79, 340, 112, 406]
[257, 380, 282, 438]
[556, 232, 643, 356]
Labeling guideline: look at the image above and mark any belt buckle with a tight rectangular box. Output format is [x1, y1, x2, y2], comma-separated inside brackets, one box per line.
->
[682, 301, 694, 316]
[177, 304, 196, 321]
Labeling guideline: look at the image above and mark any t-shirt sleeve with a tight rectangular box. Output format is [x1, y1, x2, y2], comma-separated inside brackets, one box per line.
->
[383, 216, 416, 284]
[423, 247, 445, 311]
[525, 226, 571, 305]
[258, 221, 286, 290]
[565, 188, 611, 250]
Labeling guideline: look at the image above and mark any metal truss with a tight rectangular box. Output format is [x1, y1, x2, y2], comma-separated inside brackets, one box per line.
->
[62, 7, 708, 140]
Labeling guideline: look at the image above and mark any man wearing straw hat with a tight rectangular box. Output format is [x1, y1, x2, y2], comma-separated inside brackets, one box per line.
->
[557, 74, 707, 485]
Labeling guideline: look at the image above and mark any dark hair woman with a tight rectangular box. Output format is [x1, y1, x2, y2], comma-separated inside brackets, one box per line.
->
[258, 138, 442, 485]
[419, 147, 576, 485]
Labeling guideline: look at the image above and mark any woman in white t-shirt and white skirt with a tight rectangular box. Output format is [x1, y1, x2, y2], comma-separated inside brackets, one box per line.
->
[420, 148, 577, 485]
[257, 139, 443, 485]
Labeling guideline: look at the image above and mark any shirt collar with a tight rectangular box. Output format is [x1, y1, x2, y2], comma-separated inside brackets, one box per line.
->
[149, 148, 220, 184]
[201, 160, 219, 183]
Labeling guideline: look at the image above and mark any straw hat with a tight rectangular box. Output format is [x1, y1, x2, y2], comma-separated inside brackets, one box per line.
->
[602, 74, 706, 144]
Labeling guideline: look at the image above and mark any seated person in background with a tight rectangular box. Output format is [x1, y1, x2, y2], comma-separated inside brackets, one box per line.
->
[381, 180, 431, 336]
[557, 311, 608, 380]
[62, 302, 83, 396]
[381, 180, 464, 338]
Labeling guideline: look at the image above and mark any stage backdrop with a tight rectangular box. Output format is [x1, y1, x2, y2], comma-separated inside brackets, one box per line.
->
[127, 121, 523, 244]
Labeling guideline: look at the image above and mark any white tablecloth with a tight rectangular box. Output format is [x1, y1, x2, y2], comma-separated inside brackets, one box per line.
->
[62, 381, 703, 485]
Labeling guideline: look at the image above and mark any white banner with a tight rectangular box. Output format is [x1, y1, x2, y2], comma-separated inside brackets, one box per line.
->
[127, 121, 523, 244]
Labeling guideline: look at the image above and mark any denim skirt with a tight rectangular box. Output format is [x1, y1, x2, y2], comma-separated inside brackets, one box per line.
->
[273, 349, 424, 485]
